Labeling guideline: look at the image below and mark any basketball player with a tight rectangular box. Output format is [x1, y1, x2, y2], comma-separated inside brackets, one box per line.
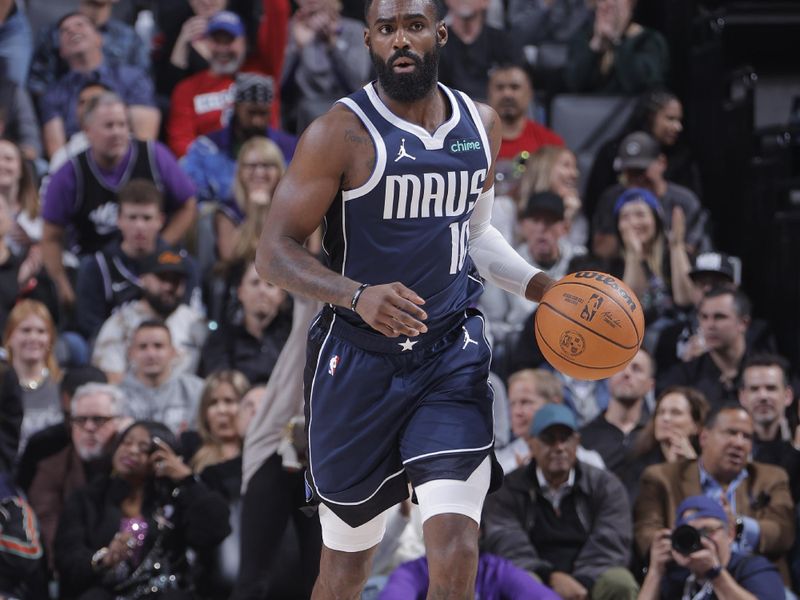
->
[256, 0, 556, 596]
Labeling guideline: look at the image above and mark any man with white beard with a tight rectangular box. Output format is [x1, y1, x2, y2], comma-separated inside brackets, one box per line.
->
[27, 383, 124, 565]
[166, 10, 285, 157]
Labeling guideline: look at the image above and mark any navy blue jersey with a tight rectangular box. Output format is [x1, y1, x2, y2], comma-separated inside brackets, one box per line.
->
[324, 82, 491, 330]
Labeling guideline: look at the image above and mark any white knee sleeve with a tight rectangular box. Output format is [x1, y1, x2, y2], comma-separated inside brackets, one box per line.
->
[414, 456, 491, 525]
[318, 504, 390, 553]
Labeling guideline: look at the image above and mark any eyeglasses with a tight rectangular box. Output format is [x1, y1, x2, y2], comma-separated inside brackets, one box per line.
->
[71, 415, 117, 429]
[241, 162, 277, 172]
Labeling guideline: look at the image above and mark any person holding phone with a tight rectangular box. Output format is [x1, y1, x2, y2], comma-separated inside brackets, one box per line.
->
[54, 421, 230, 600]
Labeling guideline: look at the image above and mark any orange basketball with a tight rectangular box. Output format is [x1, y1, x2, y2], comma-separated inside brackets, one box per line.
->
[534, 271, 645, 380]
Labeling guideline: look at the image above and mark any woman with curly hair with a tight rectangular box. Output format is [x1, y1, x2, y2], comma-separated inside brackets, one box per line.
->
[623, 386, 709, 498]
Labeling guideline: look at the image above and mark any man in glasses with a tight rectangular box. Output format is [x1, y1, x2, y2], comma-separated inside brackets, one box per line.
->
[27, 382, 124, 566]
[637, 495, 783, 600]
[483, 403, 639, 600]
[634, 406, 794, 580]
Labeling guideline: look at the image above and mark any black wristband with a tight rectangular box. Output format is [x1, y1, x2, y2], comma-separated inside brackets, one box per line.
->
[705, 565, 723, 581]
[350, 283, 369, 312]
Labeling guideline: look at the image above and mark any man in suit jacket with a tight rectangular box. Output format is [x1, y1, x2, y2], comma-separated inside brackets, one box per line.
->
[634, 405, 794, 579]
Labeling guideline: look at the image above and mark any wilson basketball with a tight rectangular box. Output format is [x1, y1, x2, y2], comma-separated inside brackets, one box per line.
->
[534, 271, 645, 380]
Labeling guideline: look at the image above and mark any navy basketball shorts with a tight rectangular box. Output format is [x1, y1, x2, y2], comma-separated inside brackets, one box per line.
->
[303, 307, 500, 528]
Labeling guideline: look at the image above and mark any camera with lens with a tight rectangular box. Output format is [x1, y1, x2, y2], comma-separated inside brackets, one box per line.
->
[671, 524, 703, 556]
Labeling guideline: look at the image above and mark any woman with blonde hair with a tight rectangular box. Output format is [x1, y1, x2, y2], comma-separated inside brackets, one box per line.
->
[0, 139, 43, 283]
[518, 145, 587, 245]
[3, 299, 62, 452]
[612, 188, 694, 327]
[215, 136, 286, 264]
[190, 369, 250, 473]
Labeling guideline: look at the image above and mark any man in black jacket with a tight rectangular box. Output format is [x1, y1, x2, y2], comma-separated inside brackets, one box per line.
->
[658, 287, 752, 410]
[483, 403, 638, 600]
[738, 353, 800, 503]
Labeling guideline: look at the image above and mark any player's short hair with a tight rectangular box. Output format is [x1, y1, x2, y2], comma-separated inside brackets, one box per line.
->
[364, 0, 445, 22]
[118, 179, 164, 212]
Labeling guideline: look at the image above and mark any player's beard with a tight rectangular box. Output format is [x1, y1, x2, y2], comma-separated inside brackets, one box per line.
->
[371, 46, 439, 103]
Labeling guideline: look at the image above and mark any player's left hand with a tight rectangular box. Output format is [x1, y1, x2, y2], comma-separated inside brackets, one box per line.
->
[355, 282, 428, 338]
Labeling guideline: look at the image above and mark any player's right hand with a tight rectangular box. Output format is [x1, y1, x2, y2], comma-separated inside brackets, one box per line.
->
[355, 282, 428, 338]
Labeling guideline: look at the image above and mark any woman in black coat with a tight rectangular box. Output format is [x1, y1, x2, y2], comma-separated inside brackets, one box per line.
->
[54, 421, 231, 600]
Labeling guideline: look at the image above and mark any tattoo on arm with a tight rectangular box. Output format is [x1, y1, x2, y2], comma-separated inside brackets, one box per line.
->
[345, 128, 370, 145]
[267, 235, 356, 308]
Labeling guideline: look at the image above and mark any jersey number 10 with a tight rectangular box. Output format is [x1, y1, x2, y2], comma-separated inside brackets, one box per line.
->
[449, 222, 470, 275]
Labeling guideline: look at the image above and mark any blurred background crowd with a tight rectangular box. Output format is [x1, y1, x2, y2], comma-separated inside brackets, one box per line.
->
[0, 0, 798, 598]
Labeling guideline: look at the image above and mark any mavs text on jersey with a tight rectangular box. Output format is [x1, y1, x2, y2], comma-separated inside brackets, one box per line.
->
[302, 82, 500, 527]
[323, 81, 492, 331]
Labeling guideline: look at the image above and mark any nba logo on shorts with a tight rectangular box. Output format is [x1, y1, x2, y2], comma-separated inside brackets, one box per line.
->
[328, 355, 340, 376]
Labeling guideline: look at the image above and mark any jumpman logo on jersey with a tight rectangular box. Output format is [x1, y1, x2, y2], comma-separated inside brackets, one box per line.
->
[394, 138, 416, 162]
[461, 326, 479, 350]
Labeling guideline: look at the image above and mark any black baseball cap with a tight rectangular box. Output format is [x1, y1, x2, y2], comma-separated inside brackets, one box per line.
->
[522, 191, 565, 220]
[141, 250, 189, 278]
[615, 131, 661, 171]
[689, 252, 741, 285]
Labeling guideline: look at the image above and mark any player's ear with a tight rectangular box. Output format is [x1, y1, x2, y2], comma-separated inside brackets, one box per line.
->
[364, 28, 371, 49]
[436, 21, 447, 47]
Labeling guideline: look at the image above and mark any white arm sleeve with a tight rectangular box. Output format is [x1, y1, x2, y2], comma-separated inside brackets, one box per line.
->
[468, 187, 542, 298]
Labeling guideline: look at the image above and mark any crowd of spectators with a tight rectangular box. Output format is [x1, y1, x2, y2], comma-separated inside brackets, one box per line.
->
[0, 0, 796, 598]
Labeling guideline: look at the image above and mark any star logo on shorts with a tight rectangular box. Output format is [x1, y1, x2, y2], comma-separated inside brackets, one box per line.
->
[398, 338, 418, 352]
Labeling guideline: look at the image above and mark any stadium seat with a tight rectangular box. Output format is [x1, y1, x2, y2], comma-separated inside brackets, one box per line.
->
[548, 94, 637, 195]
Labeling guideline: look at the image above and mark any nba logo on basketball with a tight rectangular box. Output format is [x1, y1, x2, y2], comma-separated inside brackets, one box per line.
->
[580, 294, 604, 322]
[535, 272, 645, 380]
[328, 355, 340, 376]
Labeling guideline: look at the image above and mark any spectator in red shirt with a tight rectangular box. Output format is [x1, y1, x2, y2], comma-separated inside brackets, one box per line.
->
[167, 7, 288, 157]
[488, 64, 563, 162]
